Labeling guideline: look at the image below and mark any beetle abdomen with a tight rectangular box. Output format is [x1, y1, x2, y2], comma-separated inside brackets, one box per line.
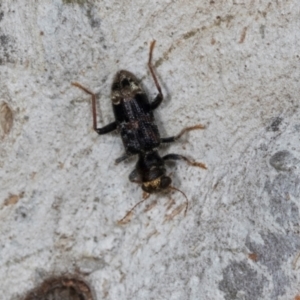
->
[120, 118, 160, 154]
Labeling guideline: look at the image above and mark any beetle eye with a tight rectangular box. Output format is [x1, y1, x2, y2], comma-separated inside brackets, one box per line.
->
[160, 176, 171, 189]
[142, 184, 153, 193]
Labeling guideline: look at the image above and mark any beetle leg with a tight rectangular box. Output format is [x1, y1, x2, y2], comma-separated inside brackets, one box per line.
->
[161, 124, 205, 143]
[128, 169, 142, 183]
[148, 40, 164, 110]
[96, 121, 117, 135]
[150, 94, 163, 110]
[115, 153, 134, 165]
[162, 153, 207, 169]
[72, 82, 117, 134]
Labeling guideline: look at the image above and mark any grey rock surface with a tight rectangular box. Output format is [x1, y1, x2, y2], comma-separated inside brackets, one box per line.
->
[1, 1, 300, 299]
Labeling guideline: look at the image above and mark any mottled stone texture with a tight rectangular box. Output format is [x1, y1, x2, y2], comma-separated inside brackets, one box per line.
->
[1, 1, 300, 299]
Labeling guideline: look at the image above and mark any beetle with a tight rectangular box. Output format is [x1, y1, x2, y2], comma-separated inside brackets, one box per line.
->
[72, 40, 206, 221]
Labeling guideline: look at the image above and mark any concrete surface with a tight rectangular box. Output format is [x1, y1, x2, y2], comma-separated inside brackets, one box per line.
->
[1, 0, 300, 299]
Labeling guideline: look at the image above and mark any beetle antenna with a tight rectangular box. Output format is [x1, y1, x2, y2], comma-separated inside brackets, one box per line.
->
[169, 186, 189, 216]
[118, 196, 150, 224]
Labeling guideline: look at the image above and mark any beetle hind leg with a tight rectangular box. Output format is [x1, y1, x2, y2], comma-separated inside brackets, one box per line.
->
[148, 40, 164, 110]
[72, 82, 117, 135]
[96, 121, 117, 135]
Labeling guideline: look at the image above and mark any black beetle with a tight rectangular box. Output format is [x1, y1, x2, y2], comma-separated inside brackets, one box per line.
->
[72, 41, 206, 221]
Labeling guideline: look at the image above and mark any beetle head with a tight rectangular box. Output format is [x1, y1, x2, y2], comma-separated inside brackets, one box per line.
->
[141, 175, 172, 193]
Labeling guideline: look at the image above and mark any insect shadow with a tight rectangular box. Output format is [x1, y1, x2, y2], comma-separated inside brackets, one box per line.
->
[72, 40, 206, 223]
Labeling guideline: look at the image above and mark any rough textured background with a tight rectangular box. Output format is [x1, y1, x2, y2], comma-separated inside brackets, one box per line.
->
[1, 1, 300, 299]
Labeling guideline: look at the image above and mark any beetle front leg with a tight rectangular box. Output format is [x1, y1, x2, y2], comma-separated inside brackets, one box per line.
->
[115, 153, 134, 165]
[72, 82, 117, 135]
[148, 40, 164, 110]
[163, 153, 207, 169]
[128, 169, 142, 183]
[161, 124, 205, 143]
